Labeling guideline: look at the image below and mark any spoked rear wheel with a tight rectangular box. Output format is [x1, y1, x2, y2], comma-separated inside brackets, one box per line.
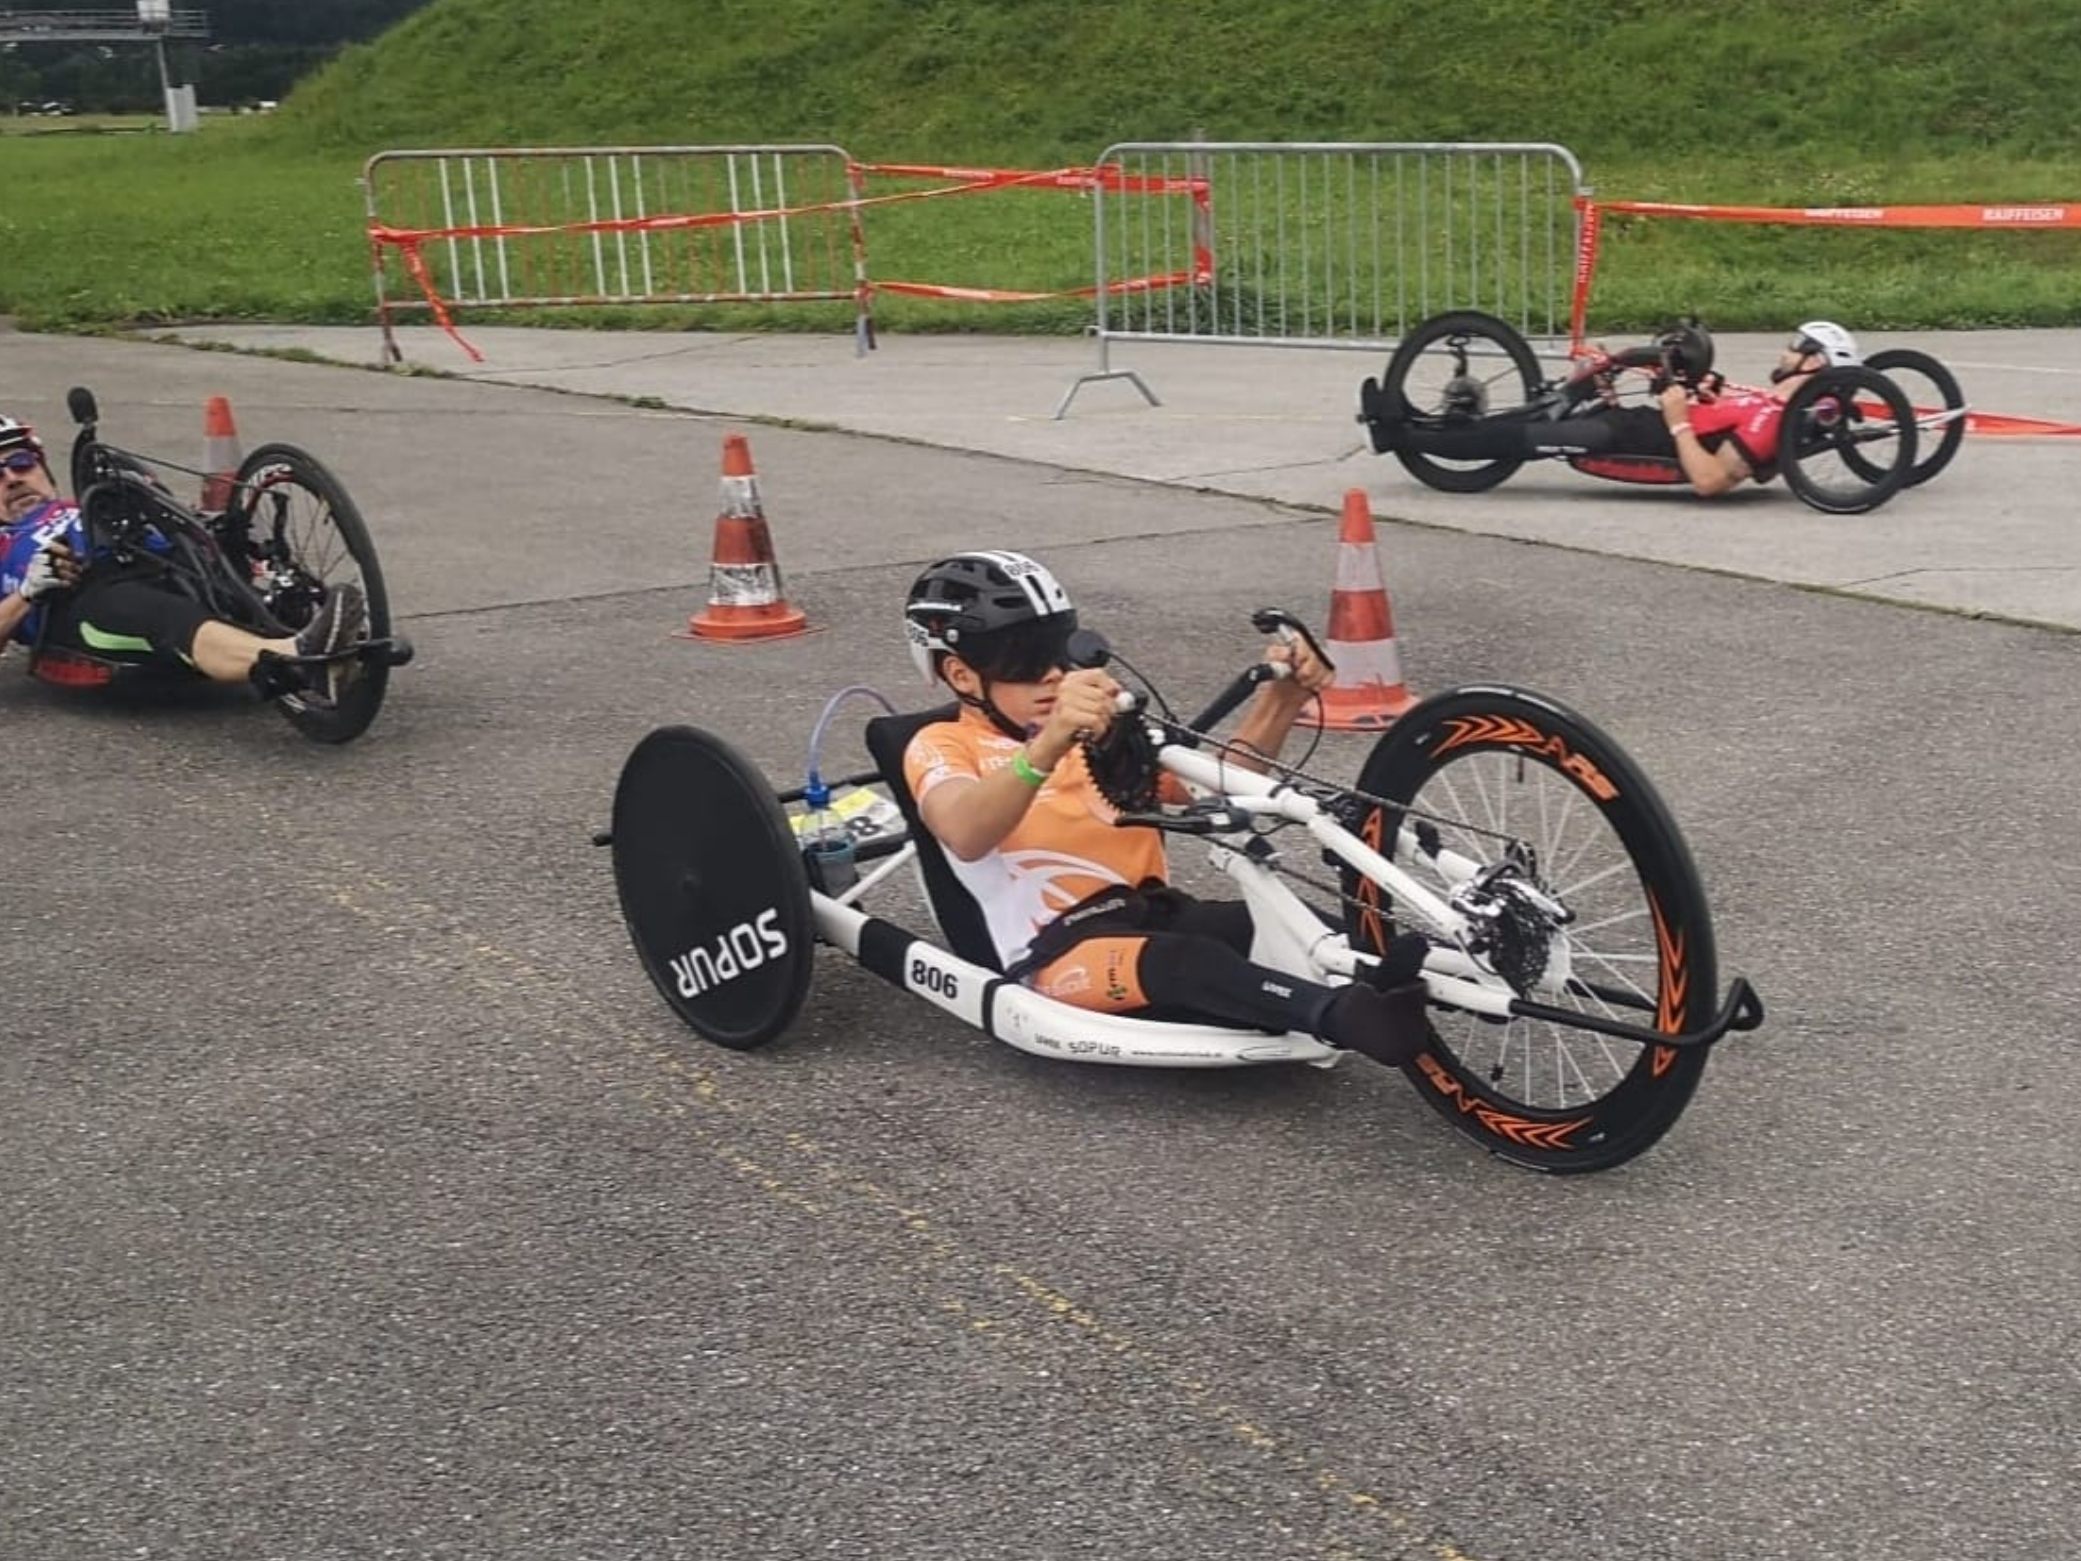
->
[229, 443, 393, 743]
[1342, 688, 1717, 1173]
[1381, 310, 1545, 493]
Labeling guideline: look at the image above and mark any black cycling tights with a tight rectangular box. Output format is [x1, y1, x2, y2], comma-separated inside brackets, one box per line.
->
[1408, 406, 1675, 462]
[1021, 886, 1343, 1034]
[1020, 886, 1428, 1062]
[41, 569, 212, 663]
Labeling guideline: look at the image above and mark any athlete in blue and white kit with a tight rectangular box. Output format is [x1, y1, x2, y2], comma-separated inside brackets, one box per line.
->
[1, 413, 364, 693]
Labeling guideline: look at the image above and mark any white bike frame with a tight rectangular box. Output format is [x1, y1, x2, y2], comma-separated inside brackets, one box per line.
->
[808, 729, 1545, 1070]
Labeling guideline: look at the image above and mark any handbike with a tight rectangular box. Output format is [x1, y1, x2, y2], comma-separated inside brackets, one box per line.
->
[1358, 310, 1963, 514]
[600, 612, 1763, 1174]
[25, 387, 413, 743]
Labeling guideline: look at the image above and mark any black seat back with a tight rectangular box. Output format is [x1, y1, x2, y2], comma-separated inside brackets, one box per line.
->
[863, 706, 1004, 972]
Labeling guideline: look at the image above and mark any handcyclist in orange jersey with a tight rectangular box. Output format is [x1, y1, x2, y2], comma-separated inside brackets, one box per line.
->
[900, 550, 1430, 1067]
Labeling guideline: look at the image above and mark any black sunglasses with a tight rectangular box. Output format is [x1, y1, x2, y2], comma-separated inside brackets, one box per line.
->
[961, 619, 1112, 683]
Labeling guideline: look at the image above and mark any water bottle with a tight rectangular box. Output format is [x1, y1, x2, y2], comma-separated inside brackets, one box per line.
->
[801, 781, 858, 894]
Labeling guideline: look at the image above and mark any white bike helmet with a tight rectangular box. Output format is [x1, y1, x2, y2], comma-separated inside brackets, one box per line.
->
[904, 550, 1077, 688]
[1792, 321, 1861, 367]
[0, 414, 46, 464]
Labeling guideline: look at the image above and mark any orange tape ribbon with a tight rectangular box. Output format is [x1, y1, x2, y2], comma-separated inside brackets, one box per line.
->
[1595, 198, 2081, 229]
[371, 161, 1213, 356]
[1568, 195, 2081, 434]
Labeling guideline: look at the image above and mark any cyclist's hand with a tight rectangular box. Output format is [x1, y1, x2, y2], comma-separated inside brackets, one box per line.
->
[20, 537, 81, 601]
[1038, 668, 1122, 759]
[1265, 637, 1332, 696]
[1658, 383, 1693, 419]
[1693, 370, 1726, 400]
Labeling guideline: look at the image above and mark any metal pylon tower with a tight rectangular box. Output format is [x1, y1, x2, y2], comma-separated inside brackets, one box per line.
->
[0, 7, 213, 130]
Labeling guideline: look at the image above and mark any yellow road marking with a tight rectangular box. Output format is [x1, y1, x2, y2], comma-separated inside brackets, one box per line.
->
[329, 865, 1484, 1560]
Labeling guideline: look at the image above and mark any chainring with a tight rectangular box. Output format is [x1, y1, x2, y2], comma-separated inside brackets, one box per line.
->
[1079, 715, 1164, 813]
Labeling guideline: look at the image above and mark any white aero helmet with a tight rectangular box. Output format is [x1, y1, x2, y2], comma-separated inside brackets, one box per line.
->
[1792, 321, 1861, 367]
[903, 550, 1077, 687]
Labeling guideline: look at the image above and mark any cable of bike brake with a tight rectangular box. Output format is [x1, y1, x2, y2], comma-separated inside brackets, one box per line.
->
[1147, 708, 1534, 852]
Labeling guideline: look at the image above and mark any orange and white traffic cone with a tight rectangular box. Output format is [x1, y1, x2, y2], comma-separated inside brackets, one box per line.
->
[683, 433, 809, 642]
[1304, 489, 1418, 731]
[199, 394, 243, 511]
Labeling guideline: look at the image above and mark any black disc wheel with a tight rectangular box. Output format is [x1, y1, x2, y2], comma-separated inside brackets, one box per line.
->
[1866, 348, 1965, 488]
[1779, 366, 1918, 515]
[228, 443, 393, 743]
[1380, 310, 1544, 493]
[611, 725, 814, 1050]
[1341, 687, 1718, 1173]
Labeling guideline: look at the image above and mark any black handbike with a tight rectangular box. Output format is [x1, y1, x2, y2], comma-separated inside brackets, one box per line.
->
[25, 387, 413, 743]
[1358, 311, 1963, 515]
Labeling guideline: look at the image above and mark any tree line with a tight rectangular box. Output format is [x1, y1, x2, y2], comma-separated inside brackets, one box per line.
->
[1, 0, 430, 110]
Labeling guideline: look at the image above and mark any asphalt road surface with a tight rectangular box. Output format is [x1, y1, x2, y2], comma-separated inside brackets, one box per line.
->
[3, 334, 2076, 1561]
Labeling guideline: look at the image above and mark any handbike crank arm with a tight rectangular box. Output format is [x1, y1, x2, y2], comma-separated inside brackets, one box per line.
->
[1424, 969, 1765, 1050]
[1108, 806, 1253, 835]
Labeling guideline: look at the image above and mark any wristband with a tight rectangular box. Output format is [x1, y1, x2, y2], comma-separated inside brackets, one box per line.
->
[1010, 747, 1051, 789]
[1669, 421, 1693, 439]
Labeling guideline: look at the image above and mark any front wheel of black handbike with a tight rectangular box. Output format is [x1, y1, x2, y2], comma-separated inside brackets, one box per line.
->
[1340, 687, 1719, 1173]
[1380, 310, 1545, 493]
[228, 443, 394, 744]
[1779, 366, 1917, 515]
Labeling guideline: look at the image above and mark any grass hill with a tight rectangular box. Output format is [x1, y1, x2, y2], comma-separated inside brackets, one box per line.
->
[279, 0, 2081, 164]
[7, 0, 2081, 332]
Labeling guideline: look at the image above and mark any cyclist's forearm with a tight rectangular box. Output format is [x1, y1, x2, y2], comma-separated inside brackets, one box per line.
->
[1225, 691, 1307, 772]
[1666, 416, 1737, 495]
[920, 762, 1048, 860]
[0, 591, 31, 643]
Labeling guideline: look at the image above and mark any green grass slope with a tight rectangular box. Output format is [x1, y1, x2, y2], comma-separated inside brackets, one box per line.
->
[280, 0, 2081, 163]
[7, 0, 2081, 332]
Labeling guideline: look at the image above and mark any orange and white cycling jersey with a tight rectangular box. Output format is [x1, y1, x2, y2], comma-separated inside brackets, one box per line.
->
[904, 708, 1169, 970]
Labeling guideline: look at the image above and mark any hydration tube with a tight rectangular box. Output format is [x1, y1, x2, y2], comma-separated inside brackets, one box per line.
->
[802, 684, 898, 812]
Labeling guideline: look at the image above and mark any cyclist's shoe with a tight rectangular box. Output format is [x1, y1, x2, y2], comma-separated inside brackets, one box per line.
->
[292, 582, 368, 704]
[1317, 978, 1430, 1068]
[1358, 375, 1408, 452]
[1363, 930, 1432, 988]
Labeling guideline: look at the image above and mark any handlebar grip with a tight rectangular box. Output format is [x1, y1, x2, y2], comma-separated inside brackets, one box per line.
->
[1250, 606, 1334, 677]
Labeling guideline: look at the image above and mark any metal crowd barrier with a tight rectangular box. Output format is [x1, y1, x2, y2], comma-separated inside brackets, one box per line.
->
[1057, 140, 1587, 416]
[362, 144, 872, 363]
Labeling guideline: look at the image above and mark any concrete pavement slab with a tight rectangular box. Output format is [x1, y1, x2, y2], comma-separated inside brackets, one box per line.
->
[4, 334, 2079, 1561]
[157, 322, 2081, 630]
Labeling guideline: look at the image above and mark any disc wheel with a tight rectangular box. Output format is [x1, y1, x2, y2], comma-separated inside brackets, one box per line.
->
[1341, 687, 1718, 1173]
[1381, 310, 1545, 493]
[611, 725, 815, 1050]
[1779, 366, 1918, 515]
[1866, 348, 1964, 488]
[227, 443, 393, 743]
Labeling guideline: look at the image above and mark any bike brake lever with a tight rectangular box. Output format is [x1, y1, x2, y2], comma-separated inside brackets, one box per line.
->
[1249, 607, 1335, 677]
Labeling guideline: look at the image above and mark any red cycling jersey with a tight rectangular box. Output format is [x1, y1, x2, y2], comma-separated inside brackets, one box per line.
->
[1688, 386, 1785, 468]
